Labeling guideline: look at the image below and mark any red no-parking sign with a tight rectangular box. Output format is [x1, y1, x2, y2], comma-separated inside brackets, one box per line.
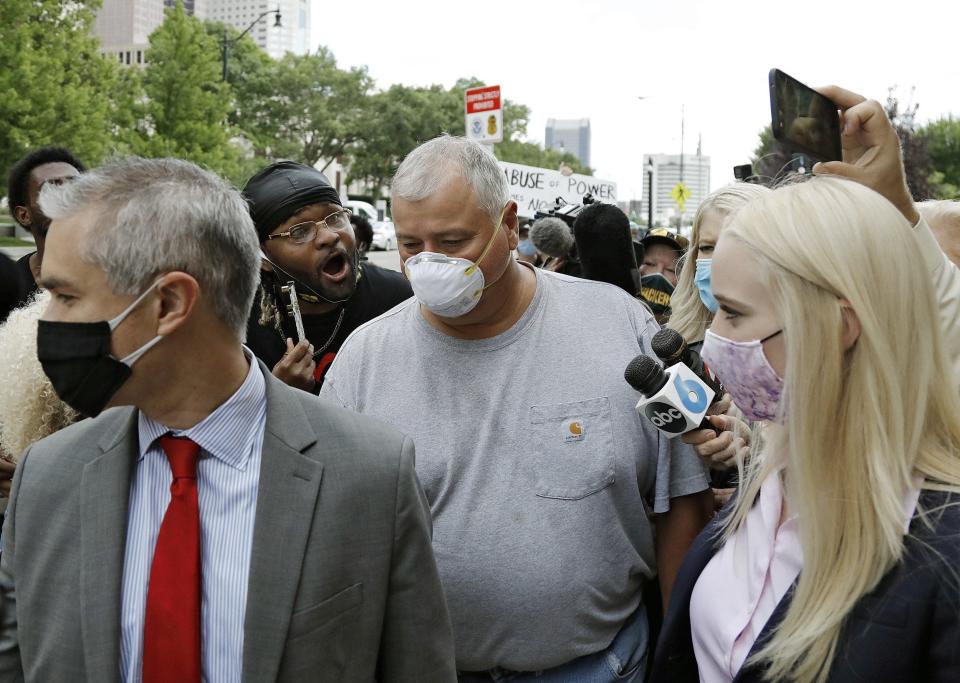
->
[465, 85, 503, 144]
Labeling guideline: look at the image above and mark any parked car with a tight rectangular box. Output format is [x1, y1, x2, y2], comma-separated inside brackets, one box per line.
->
[345, 200, 380, 223]
[371, 221, 397, 251]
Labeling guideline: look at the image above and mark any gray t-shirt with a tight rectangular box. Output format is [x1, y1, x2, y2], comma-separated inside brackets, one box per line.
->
[321, 267, 708, 671]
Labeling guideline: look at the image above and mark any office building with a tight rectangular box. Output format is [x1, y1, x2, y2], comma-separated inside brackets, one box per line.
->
[94, 0, 165, 66]
[545, 118, 591, 167]
[164, 0, 207, 16]
[205, 0, 310, 58]
[640, 152, 711, 228]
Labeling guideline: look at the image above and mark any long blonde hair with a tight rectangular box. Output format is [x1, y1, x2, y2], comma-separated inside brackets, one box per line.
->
[0, 291, 79, 459]
[720, 177, 960, 683]
[669, 182, 771, 343]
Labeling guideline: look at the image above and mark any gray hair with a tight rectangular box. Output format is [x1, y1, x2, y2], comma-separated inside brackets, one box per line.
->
[391, 135, 510, 222]
[39, 157, 260, 339]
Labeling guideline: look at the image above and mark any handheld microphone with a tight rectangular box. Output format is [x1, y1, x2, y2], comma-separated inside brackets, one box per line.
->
[573, 203, 639, 296]
[651, 328, 725, 399]
[530, 216, 575, 259]
[624, 354, 716, 438]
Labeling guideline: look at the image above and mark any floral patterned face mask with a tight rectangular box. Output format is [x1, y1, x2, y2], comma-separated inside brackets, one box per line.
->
[701, 328, 784, 422]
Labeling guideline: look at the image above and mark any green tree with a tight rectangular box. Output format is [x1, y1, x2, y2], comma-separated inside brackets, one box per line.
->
[260, 48, 373, 169]
[750, 125, 793, 185]
[346, 84, 464, 200]
[884, 88, 934, 200]
[203, 20, 275, 157]
[132, 2, 248, 183]
[919, 116, 960, 199]
[0, 0, 119, 194]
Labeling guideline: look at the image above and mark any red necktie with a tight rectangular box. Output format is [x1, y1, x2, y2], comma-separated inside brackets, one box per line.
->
[143, 435, 202, 683]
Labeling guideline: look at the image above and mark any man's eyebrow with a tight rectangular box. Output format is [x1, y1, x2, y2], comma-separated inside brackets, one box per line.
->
[290, 203, 340, 222]
[395, 228, 476, 241]
[38, 276, 74, 291]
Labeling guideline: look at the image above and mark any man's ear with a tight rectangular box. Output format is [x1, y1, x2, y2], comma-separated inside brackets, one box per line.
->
[155, 272, 201, 337]
[839, 298, 862, 351]
[259, 248, 274, 273]
[13, 205, 31, 228]
[504, 201, 520, 250]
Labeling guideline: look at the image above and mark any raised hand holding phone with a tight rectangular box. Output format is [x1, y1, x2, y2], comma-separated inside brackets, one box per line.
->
[810, 85, 919, 224]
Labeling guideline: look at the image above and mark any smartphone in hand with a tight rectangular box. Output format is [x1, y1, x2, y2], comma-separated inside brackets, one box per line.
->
[280, 281, 306, 343]
[769, 68, 842, 162]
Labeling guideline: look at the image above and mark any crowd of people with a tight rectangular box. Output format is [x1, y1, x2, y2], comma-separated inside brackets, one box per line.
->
[0, 83, 958, 683]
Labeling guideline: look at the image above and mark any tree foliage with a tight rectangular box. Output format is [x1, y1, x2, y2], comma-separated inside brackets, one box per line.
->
[346, 84, 464, 200]
[750, 125, 794, 185]
[259, 48, 372, 169]
[130, 2, 248, 183]
[1, 7, 597, 200]
[884, 88, 934, 201]
[0, 0, 119, 191]
[919, 116, 960, 199]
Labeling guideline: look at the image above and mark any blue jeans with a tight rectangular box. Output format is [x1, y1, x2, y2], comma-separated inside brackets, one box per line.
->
[458, 602, 648, 683]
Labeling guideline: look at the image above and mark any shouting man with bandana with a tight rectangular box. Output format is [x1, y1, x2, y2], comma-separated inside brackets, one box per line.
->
[321, 136, 712, 680]
[242, 161, 412, 392]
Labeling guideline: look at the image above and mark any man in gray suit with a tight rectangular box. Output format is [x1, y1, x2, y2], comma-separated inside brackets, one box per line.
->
[0, 157, 456, 682]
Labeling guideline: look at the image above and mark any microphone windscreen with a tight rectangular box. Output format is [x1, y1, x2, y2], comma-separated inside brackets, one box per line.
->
[624, 354, 666, 396]
[530, 217, 574, 258]
[573, 203, 638, 295]
[651, 328, 687, 365]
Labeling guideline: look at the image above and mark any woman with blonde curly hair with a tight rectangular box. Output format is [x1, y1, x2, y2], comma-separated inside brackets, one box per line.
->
[0, 292, 78, 486]
[652, 87, 960, 683]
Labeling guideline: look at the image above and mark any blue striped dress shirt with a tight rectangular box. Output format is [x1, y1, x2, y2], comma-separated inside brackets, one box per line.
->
[120, 350, 267, 683]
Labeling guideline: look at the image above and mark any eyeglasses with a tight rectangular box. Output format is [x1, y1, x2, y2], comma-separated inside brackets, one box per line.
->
[265, 208, 353, 245]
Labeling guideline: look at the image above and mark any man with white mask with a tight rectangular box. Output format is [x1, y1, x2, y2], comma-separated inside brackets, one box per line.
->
[321, 135, 712, 681]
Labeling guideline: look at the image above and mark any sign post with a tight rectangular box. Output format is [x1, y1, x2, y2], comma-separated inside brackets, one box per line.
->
[671, 182, 691, 215]
[465, 85, 503, 146]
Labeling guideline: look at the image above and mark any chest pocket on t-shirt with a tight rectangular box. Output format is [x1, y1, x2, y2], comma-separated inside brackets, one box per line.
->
[529, 397, 615, 500]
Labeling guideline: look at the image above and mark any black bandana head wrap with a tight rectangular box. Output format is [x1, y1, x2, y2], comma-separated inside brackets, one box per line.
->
[242, 161, 342, 241]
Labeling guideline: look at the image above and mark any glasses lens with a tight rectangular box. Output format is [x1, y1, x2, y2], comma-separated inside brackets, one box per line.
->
[325, 210, 351, 231]
[289, 223, 316, 244]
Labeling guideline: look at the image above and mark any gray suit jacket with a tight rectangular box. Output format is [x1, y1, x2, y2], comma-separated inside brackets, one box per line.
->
[0, 362, 456, 682]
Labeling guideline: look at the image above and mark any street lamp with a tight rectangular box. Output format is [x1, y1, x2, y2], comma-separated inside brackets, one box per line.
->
[221, 7, 281, 82]
[646, 157, 654, 230]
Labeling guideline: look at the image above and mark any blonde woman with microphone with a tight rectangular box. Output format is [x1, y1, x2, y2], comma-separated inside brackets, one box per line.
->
[651, 87, 960, 683]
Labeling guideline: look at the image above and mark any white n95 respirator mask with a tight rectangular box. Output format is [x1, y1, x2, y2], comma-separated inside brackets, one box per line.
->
[403, 206, 508, 318]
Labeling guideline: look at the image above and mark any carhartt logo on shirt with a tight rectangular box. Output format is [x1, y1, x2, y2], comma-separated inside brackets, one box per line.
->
[563, 420, 585, 443]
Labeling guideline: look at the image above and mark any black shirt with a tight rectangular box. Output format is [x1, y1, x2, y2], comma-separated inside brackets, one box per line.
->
[0, 252, 38, 324]
[246, 262, 413, 392]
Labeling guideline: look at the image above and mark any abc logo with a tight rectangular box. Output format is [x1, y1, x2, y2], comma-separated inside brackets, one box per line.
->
[643, 401, 687, 434]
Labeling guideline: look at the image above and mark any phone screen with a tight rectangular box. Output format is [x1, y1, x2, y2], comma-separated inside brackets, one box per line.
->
[770, 69, 842, 162]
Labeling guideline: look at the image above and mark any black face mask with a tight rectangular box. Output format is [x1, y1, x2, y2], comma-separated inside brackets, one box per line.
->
[640, 273, 675, 316]
[36, 284, 163, 417]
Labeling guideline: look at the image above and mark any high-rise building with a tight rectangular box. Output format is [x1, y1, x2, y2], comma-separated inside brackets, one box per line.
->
[205, 0, 311, 59]
[94, 0, 165, 66]
[640, 152, 711, 228]
[164, 0, 207, 17]
[545, 119, 591, 167]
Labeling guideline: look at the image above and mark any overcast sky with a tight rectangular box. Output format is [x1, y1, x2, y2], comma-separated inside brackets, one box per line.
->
[311, 0, 959, 200]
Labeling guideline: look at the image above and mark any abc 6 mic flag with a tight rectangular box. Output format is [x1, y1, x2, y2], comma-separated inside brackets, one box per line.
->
[636, 363, 715, 437]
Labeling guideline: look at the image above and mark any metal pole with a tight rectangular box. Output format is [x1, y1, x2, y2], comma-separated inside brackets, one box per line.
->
[647, 164, 653, 230]
[679, 105, 685, 183]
